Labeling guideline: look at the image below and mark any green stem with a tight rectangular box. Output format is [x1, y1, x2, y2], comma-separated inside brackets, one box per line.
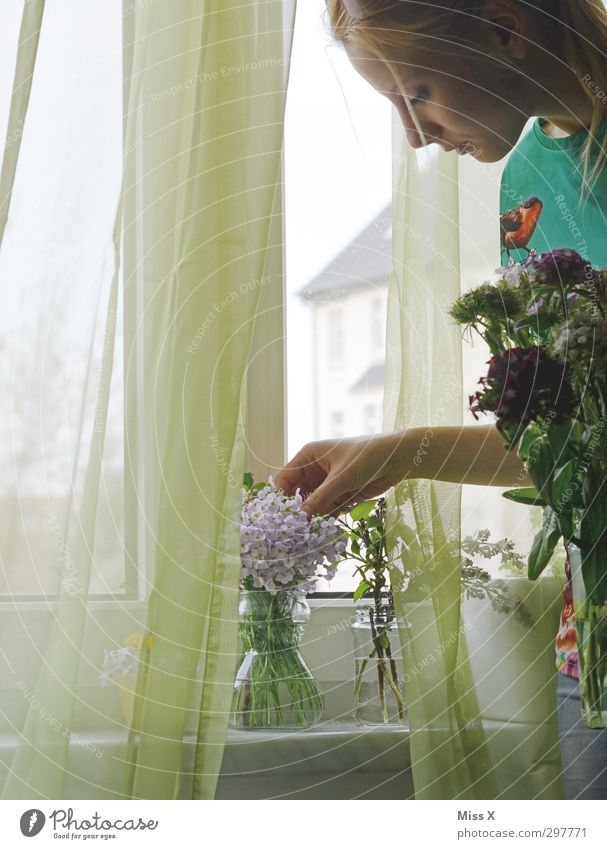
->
[384, 636, 405, 720]
[578, 604, 607, 726]
[233, 591, 323, 728]
[369, 608, 388, 722]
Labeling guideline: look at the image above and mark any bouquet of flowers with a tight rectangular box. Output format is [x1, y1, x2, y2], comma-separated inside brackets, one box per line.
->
[450, 248, 607, 726]
[231, 473, 348, 730]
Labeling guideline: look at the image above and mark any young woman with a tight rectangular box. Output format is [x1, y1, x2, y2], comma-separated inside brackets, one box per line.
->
[276, 0, 607, 799]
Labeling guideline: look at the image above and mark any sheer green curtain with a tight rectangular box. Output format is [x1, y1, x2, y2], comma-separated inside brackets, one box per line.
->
[384, 117, 566, 799]
[0, 0, 295, 800]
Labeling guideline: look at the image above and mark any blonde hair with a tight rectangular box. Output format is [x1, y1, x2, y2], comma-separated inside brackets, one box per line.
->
[324, 0, 607, 200]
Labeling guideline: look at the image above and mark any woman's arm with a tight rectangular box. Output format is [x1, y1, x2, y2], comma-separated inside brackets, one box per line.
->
[395, 423, 530, 487]
[275, 423, 530, 518]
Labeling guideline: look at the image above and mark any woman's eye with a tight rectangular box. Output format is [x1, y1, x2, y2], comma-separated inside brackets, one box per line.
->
[410, 90, 428, 106]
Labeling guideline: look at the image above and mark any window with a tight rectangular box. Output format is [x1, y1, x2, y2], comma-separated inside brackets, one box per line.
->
[282, 5, 536, 596]
[285, 0, 392, 461]
[284, 0, 391, 593]
[0, 1, 127, 600]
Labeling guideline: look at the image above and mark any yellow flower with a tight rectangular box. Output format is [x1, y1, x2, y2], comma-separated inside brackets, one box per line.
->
[123, 631, 154, 652]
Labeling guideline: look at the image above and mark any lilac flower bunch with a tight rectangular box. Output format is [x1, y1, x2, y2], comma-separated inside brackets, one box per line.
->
[240, 476, 347, 594]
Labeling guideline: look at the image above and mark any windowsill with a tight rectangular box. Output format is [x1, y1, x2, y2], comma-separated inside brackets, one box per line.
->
[307, 595, 354, 608]
[0, 722, 414, 800]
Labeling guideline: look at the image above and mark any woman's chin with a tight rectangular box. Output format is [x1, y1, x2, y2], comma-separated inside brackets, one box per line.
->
[472, 141, 514, 163]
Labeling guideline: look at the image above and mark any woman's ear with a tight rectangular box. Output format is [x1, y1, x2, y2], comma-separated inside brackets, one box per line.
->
[481, 0, 529, 60]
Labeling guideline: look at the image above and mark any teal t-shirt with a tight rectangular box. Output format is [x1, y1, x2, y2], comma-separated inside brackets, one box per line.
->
[500, 117, 607, 268]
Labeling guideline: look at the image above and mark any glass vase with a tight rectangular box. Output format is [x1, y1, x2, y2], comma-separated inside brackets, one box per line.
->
[350, 599, 407, 725]
[230, 587, 323, 730]
[568, 541, 607, 728]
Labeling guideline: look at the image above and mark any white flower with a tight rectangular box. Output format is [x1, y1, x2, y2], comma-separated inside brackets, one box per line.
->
[495, 262, 524, 286]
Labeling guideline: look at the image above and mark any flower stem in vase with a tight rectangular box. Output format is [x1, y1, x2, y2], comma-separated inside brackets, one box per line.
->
[384, 634, 405, 721]
[231, 587, 323, 730]
[353, 651, 374, 706]
[369, 607, 389, 723]
[577, 602, 607, 728]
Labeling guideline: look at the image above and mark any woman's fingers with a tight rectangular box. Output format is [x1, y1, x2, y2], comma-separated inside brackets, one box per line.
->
[300, 476, 352, 518]
[274, 442, 330, 495]
[276, 433, 403, 518]
[273, 463, 303, 496]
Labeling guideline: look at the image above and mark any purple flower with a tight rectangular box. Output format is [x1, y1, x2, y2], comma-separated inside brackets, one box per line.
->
[526, 296, 545, 316]
[240, 476, 348, 594]
[527, 249, 590, 285]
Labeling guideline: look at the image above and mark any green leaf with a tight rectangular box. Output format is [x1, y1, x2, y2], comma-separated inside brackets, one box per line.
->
[551, 460, 576, 512]
[353, 581, 371, 602]
[547, 422, 582, 463]
[528, 506, 561, 580]
[349, 500, 377, 521]
[350, 539, 361, 557]
[526, 438, 555, 505]
[365, 516, 382, 529]
[243, 472, 254, 489]
[558, 509, 574, 545]
[518, 422, 543, 462]
[502, 486, 546, 507]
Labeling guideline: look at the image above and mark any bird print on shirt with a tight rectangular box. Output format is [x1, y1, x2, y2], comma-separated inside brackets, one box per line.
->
[500, 196, 544, 258]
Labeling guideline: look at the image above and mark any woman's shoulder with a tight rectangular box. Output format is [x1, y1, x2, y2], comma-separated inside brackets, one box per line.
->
[500, 116, 607, 195]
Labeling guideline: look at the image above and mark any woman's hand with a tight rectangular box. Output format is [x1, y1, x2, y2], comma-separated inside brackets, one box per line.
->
[274, 432, 409, 519]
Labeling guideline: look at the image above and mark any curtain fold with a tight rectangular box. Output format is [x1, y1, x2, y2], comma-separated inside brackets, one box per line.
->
[0, 0, 46, 246]
[0, 0, 295, 800]
[384, 116, 566, 799]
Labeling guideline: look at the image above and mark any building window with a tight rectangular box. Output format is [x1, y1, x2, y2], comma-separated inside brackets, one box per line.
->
[371, 296, 384, 352]
[330, 410, 344, 438]
[363, 403, 379, 434]
[328, 307, 344, 367]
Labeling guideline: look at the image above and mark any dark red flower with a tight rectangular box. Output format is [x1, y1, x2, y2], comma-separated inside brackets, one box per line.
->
[469, 347, 573, 431]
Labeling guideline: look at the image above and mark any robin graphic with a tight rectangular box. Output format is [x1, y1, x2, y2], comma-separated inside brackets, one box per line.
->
[500, 196, 544, 258]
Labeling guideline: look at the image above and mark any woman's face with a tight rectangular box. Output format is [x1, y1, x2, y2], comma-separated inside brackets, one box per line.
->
[345, 40, 529, 162]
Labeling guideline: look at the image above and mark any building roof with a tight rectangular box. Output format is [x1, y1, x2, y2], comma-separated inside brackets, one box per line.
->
[298, 203, 392, 302]
[350, 362, 385, 393]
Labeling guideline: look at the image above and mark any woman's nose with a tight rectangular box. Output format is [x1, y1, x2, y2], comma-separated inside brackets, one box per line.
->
[394, 101, 444, 150]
